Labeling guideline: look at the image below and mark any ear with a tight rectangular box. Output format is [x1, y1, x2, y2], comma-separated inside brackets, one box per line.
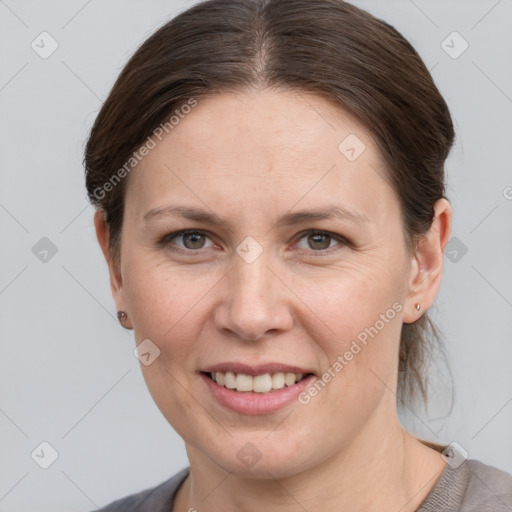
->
[94, 210, 133, 329]
[402, 198, 452, 324]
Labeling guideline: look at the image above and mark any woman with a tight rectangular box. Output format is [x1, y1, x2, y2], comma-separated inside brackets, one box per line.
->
[84, 0, 512, 510]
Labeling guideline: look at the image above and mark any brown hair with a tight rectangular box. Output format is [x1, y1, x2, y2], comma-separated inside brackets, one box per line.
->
[84, 0, 455, 409]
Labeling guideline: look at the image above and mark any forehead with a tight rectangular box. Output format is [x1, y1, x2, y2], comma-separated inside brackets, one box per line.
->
[125, 89, 400, 227]
[154, 89, 375, 165]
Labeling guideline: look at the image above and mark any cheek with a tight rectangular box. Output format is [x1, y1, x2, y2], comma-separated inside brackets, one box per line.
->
[296, 268, 403, 406]
[138, 362, 202, 448]
[122, 253, 216, 365]
[123, 259, 210, 436]
[299, 264, 404, 349]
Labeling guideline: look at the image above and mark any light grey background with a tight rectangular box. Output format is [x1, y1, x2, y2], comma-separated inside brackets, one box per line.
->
[0, 0, 511, 510]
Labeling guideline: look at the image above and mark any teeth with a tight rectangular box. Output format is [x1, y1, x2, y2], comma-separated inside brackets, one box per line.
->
[215, 372, 225, 386]
[272, 372, 285, 389]
[285, 372, 297, 386]
[224, 371, 236, 389]
[235, 373, 253, 392]
[253, 374, 272, 393]
[209, 371, 307, 393]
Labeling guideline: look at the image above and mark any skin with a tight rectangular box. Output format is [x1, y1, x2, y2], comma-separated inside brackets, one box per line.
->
[95, 88, 452, 512]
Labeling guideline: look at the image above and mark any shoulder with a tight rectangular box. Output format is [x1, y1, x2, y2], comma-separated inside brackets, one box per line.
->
[92, 467, 189, 512]
[461, 459, 512, 511]
[418, 458, 512, 512]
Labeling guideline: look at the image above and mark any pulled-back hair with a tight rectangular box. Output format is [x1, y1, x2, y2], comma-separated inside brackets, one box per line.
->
[84, 0, 455, 409]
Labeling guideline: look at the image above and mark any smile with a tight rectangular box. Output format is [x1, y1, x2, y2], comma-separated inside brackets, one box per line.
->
[200, 371, 317, 415]
[206, 371, 311, 393]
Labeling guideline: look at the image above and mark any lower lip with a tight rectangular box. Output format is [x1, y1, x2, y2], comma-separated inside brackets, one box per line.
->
[200, 373, 316, 415]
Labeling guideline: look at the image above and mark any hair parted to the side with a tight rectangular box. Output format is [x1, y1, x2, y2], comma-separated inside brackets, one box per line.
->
[84, 0, 455, 410]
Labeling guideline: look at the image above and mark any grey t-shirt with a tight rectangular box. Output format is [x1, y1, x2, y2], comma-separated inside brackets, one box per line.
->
[95, 459, 512, 511]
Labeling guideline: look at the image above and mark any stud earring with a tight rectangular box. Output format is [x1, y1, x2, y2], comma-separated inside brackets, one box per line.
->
[117, 310, 128, 324]
[415, 303, 421, 311]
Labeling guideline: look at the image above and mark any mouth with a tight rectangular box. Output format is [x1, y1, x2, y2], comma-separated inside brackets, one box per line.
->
[199, 362, 317, 414]
[200, 368, 317, 415]
[202, 370, 314, 393]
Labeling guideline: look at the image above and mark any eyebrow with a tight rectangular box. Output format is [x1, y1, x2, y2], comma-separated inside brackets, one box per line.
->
[143, 204, 370, 229]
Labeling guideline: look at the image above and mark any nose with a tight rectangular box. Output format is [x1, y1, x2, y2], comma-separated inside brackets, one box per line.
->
[213, 251, 294, 342]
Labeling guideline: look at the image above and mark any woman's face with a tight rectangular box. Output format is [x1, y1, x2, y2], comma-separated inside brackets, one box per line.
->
[100, 89, 440, 477]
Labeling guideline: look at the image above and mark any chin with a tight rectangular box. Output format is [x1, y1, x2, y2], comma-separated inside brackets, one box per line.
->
[199, 435, 317, 480]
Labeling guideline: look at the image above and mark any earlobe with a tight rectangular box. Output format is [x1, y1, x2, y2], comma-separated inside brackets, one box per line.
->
[403, 198, 452, 323]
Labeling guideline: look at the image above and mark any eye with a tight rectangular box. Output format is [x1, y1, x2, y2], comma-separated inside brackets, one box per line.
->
[159, 230, 214, 252]
[158, 229, 348, 256]
[294, 230, 347, 253]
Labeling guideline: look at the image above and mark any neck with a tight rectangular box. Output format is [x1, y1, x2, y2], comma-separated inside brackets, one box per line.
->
[174, 413, 447, 512]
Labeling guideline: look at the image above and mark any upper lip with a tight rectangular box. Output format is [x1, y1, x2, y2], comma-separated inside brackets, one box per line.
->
[201, 362, 315, 376]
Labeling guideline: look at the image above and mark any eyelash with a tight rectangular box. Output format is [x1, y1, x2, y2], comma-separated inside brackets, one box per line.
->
[158, 229, 349, 256]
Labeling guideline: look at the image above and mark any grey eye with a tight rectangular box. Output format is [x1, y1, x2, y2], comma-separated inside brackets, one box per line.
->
[180, 232, 207, 249]
[296, 231, 344, 252]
